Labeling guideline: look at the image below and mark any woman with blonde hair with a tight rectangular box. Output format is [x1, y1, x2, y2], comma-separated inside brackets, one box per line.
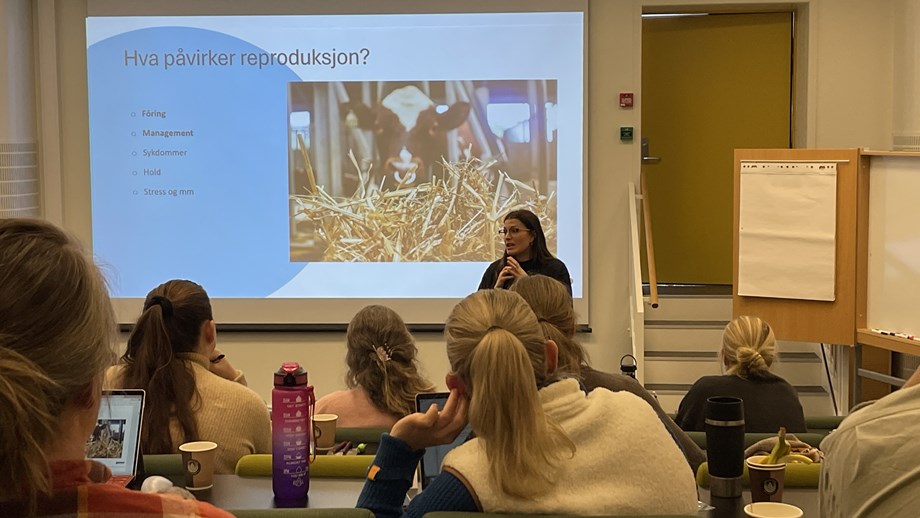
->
[357, 289, 698, 517]
[315, 305, 435, 428]
[675, 315, 807, 433]
[106, 279, 271, 473]
[0, 219, 230, 517]
[510, 274, 706, 472]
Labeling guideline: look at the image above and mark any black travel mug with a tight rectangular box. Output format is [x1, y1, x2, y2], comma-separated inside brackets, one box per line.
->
[704, 396, 745, 498]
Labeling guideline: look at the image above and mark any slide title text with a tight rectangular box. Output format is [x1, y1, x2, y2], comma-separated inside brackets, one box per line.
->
[124, 47, 371, 70]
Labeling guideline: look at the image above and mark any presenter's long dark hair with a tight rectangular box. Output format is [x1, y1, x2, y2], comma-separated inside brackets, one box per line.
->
[500, 209, 555, 269]
[120, 280, 212, 453]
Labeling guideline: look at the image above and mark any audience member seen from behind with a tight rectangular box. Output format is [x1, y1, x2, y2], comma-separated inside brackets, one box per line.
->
[675, 315, 806, 433]
[820, 366, 920, 518]
[106, 279, 271, 474]
[0, 219, 231, 517]
[509, 274, 706, 472]
[478, 209, 572, 295]
[357, 289, 698, 517]
[315, 305, 436, 429]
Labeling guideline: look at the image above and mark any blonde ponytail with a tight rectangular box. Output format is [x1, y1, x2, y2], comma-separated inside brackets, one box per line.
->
[722, 315, 776, 379]
[446, 290, 574, 498]
[469, 328, 572, 496]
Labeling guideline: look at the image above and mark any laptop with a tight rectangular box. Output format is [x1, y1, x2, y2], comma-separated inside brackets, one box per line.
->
[85, 389, 146, 487]
[414, 392, 474, 491]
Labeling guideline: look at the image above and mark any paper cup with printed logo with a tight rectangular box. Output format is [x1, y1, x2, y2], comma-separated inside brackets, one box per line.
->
[179, 441, 217, 490]
[746, 455, 786, 503]
[312, 414, 338, 449]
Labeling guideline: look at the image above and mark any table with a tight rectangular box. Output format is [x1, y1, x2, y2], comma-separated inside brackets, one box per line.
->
[201, 475, 820, 515]
[699, 488, 819, 517]
[200, 475, 365, 509]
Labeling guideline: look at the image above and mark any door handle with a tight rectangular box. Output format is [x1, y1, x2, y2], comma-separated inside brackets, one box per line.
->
[641, 137, 661, 165]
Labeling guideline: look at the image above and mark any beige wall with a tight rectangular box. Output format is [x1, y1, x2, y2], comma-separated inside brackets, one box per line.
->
[810, 0, 893, 148]
[40, 0, 897, 401]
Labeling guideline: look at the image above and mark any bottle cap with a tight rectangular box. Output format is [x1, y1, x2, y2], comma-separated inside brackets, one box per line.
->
[274, 362, 308, 387]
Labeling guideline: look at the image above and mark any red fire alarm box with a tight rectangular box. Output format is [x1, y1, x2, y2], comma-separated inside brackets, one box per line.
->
[619, 92, 634, 108]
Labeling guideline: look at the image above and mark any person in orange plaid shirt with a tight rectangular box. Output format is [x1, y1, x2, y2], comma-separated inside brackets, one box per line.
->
[0, 219, 231, 518]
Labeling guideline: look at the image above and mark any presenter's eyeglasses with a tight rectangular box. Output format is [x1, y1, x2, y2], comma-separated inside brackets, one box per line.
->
[498, 227, 531, 236]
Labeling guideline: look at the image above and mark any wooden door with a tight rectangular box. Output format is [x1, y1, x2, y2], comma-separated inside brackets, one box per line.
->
[641, 12, 793, 285]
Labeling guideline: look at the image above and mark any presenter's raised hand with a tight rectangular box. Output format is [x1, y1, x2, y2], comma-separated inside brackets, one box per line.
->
[494, 257, 527, 288]
[390, 389, 469, 451]
[505, 257, 528, 280]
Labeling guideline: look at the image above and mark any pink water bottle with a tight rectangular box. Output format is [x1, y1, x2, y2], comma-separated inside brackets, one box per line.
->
[272, 362, 314, 505]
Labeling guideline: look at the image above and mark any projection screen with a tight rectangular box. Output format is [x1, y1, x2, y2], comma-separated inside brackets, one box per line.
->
[85, 0, 588, 326]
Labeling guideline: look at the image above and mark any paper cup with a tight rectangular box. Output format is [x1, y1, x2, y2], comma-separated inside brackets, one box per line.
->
[313, 413, 338, 449]
[746, 455, 786, 503]
[179, 440, 217, 490]
[743, 502, 804, 518]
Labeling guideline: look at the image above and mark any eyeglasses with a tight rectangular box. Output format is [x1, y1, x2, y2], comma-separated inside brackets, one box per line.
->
[498, 227, 531, 236]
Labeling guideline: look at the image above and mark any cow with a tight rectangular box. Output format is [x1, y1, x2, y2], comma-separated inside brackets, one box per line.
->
[343, 85, 471, 186]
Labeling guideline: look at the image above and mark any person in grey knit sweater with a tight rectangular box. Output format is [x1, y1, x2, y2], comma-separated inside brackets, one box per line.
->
[510, 274, 706, 473]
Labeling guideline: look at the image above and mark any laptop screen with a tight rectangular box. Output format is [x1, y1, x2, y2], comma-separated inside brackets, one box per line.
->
[86, 389, 145, 477]
[415, 392, 473, 490]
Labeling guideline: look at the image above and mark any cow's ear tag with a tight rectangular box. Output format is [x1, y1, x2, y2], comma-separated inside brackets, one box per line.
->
[346, 110, 359, 128]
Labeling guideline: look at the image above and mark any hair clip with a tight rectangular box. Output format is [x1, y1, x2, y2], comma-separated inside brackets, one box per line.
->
[374, 345, 391, 363]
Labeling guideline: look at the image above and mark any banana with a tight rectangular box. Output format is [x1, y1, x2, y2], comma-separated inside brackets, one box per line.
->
[764, 427, 791, 464]
[778, 454, 814, 464]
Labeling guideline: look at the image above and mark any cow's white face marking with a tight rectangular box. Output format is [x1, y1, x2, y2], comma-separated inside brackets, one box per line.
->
[381, 85, 434, 132]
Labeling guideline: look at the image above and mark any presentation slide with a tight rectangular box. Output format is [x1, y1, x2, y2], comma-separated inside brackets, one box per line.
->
[86, 10, 585, 324]
[87, 392, 143, 476]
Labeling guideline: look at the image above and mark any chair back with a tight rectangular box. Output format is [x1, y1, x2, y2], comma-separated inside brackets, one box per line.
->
[804, 415, 844, 436]
[141, 453, 184, 486]
[424, 513, 697, 518]
[230, 509, 373, 518]
[235, 454, 373, 478]
[695, 461, 821, 488]
[687, 431, 826, 450]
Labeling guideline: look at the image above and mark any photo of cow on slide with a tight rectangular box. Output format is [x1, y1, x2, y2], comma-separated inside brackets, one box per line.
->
[288, 80, 558, 263]
[86, 419, 126, 459]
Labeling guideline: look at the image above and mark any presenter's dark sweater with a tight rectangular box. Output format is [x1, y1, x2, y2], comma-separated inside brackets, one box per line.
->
[478, 256, 572, 295]
[675, 373, 807, 433]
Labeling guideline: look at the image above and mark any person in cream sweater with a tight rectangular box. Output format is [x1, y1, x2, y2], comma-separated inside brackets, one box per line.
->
[105, 279, 270, 474]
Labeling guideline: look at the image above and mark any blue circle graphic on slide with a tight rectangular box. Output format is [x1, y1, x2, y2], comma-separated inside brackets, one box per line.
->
[88, 27, 305, 297]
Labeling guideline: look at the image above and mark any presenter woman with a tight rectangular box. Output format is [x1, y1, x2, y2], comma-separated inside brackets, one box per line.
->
[0, 219, 230, 517]
[478, 209, 572, 295]
[106, 279, 271, 474]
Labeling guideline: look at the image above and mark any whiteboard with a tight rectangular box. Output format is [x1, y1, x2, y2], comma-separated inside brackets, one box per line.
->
[867, 156, 920, 337]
